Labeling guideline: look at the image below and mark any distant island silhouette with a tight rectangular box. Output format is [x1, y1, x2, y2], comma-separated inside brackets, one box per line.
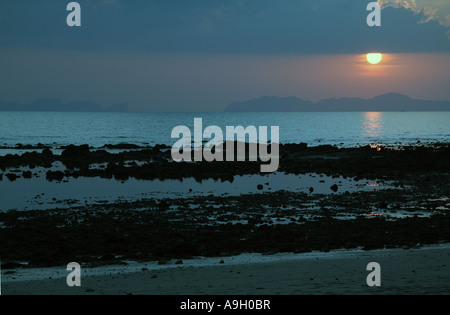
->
[224, 93, 450, 112]
[0, 98, 128, 112]
[1, 93, 450, 112]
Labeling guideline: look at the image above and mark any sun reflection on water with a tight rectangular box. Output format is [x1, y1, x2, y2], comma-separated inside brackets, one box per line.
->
[363, 112, 383, 138]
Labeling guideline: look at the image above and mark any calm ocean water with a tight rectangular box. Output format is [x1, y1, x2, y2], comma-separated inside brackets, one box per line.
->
[0, 111, 449, 151]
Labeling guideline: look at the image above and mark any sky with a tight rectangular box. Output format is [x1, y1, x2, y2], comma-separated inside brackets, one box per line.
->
[0, 0, 449, 111]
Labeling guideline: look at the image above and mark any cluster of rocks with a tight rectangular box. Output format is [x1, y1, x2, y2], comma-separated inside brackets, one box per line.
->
[0, 142, 449, 268]
[1, 142, 449, 182]
[1, 202, 449, 268]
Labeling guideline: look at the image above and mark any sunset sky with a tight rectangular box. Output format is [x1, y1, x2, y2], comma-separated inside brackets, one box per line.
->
[0, 0, 449, 111]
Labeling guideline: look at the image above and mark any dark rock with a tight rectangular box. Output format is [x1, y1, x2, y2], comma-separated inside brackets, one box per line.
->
[257, 184, 264, 190]
[2, 262, 26, 269]
[158, 200, 170, 210]
[313, 145, 336, 152]
[61, 144, 90, 158]
[22, 171, 32, 179]
[99, 254, 115, 261]
[298, 142, 308, 150]
[60, 145, 92, 169]
[42, 148, 54, 158]
[330, 184, 339, 192]
[104, 143, 142, 150]
[46, 170, 65, 181]
[379, 202, 388, 209]
[5, 173, 18, 181]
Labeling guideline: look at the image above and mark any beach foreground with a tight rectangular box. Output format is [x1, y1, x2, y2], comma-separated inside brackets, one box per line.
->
[1, 143, 449, 296]
[3, 245, 449, 295]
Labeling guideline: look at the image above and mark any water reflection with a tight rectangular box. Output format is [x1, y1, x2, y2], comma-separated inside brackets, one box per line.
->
[0, 172, 394, 211]
[363, 112, 383, 137]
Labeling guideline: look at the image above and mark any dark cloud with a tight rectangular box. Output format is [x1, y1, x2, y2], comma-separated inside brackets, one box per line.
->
[0, 0, 449, 53]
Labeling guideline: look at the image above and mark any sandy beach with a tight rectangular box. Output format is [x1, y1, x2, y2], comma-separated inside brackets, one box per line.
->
[2, 244, 449, 295]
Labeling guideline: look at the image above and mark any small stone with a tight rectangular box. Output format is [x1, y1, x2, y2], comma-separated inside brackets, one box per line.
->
[6, 173, 18, 181]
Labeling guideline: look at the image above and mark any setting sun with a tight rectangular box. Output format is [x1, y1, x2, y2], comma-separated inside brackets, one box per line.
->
[366, 53, 383, 64]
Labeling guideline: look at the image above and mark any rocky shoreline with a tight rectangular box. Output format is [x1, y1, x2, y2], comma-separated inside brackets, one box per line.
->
[0, 142, 449, 269]
[0, 142, 448, 180]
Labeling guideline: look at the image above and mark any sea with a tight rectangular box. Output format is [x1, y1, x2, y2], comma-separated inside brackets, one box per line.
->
[0, 111, 449, 211]
[0, 111, 449, 152]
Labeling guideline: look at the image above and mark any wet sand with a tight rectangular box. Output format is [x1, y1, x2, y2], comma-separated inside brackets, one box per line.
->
[3, 245, 450, 295]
